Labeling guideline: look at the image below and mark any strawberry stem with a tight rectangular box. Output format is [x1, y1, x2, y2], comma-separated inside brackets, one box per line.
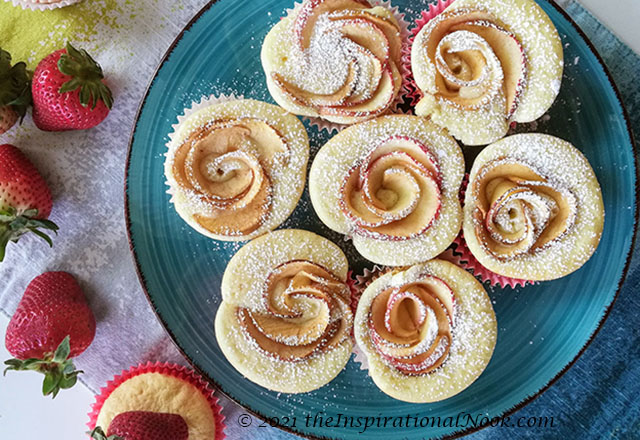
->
[3, 336, 83, 398]
[0, 47, 32, 120]
[57, 42, 113, 110]
[88, 427, 123, 440]
[0, 206, 58, 262]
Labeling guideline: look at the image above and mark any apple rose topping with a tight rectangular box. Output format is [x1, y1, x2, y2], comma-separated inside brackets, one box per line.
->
[340, 135, 442, 240]
[272, 0, 403, 121]
[472, 158, 577, 261]
[419, 9, 527, 118]
[368, 275, 456, 375]
[171, 118, 289, 237]
[237, 260, 353, 362]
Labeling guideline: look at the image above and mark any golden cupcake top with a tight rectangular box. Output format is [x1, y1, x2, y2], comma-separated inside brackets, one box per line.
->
[463, 133, 604, 280]
[411, 0, 563, 145]
[164, 98, 309, 241]
[215, 229, 354, 393]
[310, 115, 464, 266]
[262, 0, 405, 125]
[354, 260, 497, 402]
[93, 369, 220, 440]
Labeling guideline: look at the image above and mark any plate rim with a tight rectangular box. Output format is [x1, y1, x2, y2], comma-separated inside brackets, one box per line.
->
[123, 1, 639, 439]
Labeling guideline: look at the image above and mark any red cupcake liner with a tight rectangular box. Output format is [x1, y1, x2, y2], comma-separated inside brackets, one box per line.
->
[346, 270, 360, 317]
[451, 234, 534, 289]
[404, 0, 457, 107]
[87, 362, 226, 440]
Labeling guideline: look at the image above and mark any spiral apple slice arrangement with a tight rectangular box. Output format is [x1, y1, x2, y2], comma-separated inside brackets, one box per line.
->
[411, 0, 563, 145]
[262, 0, 405, 125]
[215, 229, 353, 393]
[340, 135, 442, 239]
[463, 134, 604, 281]
[354, 260, 497, 403]
[237, 259, 352, 362]
[367, 274, 455, 375]
[310, 115, 464, 266]
[164, 98, 309, 241]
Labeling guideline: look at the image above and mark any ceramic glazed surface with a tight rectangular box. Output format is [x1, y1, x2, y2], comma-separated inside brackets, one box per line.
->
[125, 1, 637, 438]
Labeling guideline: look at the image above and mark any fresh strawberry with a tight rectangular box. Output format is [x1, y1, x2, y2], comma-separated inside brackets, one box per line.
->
[0, 144, 58, 261]
[32, 42, 113, 131]
[0, 48, 32, 134]
[4, 271, 96, 398]
[0, 106, 18, 133]
[90, 411, 189, 440]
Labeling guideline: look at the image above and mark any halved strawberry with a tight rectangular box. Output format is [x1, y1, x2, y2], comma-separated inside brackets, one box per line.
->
[90, 411, 189, 440]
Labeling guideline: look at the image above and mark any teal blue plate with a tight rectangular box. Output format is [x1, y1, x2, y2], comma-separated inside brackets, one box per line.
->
[125, 1, 637, 439]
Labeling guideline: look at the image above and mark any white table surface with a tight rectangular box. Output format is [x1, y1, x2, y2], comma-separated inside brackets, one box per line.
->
[0, 1, 638, 439]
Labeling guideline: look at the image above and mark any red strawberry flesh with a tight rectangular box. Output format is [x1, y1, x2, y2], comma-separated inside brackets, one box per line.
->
[31, 43, 112, 132]
[0, 144, 58, 261]
[5, 271, 95, 360]
[107, 411, 189, 440]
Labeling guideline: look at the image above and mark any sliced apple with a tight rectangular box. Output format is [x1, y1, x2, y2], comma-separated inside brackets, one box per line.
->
[293, 0, 371, 50]
[329, 7, 402, 63]
[341, 45, 383, 107]
[359, 163, 441, 239]
[239, 120, 290, 167]
[263, 260, 348, 316]
[271, 62, 356, 107]
[450, 20, 527, 118]
[238, 308, 323, 361]
[194, 173, 271, 235]
[378, 334, 450, 375]
[333, 18, 390, 65]
[251, 298, 330, 346]
[362, 135, 441, 185]
[320, 64, 398, 117]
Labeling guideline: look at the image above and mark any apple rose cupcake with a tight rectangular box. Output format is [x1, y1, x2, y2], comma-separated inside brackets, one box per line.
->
[164, 98, 309, 241]
[354, 259, 497, 402]
[88, 362, 225, 440]
[215, 229, 353, 393]
[410, 0, 563, 145]
[261, 0, 405, 126]
[309, 115, 465, 266]
[463, 133, 604, 281]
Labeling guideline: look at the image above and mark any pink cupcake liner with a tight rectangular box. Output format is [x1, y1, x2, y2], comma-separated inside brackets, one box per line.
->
[346, 270, 360, 317]
[404, 0, 457, 107]
[349, 264, 391, 370]
[451, 234, 534, 289]
[87, 362, 226, 440]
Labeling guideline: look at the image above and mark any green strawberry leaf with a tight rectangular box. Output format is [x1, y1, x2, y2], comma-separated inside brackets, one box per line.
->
[0, 209, 59, 262]
[52, 336, 71, 363]
[58, 373, 78, 390]
[57, 42, 113, 110]
[88, 427, 123, 440]
[42, 369, 61, 396]
[4, 335, 83, 398]
[0, 47, 32, 119]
